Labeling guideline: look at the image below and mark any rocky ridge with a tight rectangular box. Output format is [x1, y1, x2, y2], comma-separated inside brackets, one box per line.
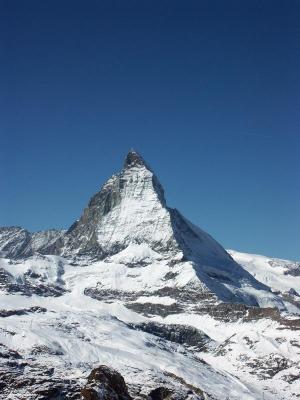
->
[0, 227, 64, 259]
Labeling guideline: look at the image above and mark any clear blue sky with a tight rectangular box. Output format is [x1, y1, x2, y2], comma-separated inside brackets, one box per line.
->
[1, 1, 299, 260]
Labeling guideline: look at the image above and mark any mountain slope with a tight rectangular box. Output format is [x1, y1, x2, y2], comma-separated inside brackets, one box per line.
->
[229, 249, 300, 313]
[0, 253, 299, 400]
[228, 250, 300, 293]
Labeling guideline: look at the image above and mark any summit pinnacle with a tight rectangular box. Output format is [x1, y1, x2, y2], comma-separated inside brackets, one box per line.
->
[124, 150, 148, 169]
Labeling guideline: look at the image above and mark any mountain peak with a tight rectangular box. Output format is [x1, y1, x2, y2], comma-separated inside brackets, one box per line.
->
[123, 150, 149, 169]
[2, 149, 286, 311]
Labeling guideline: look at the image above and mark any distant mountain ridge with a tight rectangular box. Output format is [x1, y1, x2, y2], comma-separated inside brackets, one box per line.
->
[0, 226, 64, 258]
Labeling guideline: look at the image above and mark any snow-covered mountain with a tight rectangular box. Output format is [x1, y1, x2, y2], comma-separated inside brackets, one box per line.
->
[0, 151, 299, 400]
[41, 151, 286, 309]
[228, 250, 300, 293]
[0, 227, 64, 258]
[229, 249, 300, 313]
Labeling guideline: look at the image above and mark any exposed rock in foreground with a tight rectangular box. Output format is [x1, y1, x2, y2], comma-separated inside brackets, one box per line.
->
[0, 354, 207, 400]
[0, 348, 81, 399]
[81, 365, 133, 400]
[81, 366, 207, 400]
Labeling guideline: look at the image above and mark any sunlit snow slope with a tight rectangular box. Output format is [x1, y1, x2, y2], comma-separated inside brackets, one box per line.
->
[228, 250, 300, 294]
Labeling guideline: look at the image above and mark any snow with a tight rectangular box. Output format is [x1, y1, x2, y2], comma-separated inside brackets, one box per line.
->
[95, 166, 176, 254]
[228, 249, 300, 294]
[107, 243, 162, 264]
[135, 296, 176, 305]
[153, 312, 300, 399]
[0, 255, 64, 286]
[0, 257, 260, 400]
[0, 252, 299, 399]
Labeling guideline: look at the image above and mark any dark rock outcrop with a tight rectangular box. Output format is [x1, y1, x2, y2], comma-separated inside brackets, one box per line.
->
[246, 353, 295, 380]
[125, 302, 183, 318]
[0, 306, 47, 318]
[81, 365, 132, 400]
[84, 284, 217, 315]
[0, 356, 80, 399]
[129, 322, 213, 352]
[148, 387, 173, 400]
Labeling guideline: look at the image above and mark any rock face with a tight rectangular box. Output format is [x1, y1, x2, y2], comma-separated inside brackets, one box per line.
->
[0, 346, 81, 400]
[45, 151, 174, 258]
[129, 322, 214, 351]
[81, 365, 133, 400]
